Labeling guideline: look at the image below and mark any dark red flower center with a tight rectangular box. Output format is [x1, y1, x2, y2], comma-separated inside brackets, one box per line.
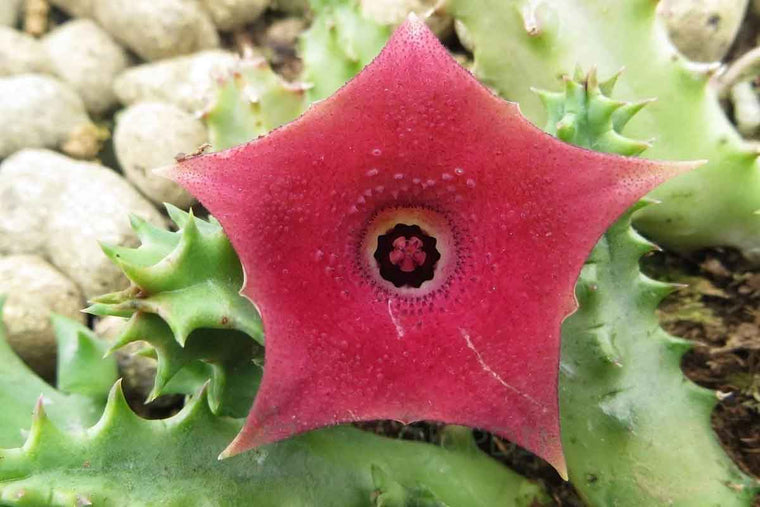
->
[374, 223, 441, 288]
[390, 236, 426, 272]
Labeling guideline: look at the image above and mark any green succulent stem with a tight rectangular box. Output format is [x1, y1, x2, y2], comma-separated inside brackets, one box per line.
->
[447, 0, 760, 261]
[0, 381, 550, 506]
[534, 69, 760, 505]
[85, 206, 264, 417]
[0, 298, 117, 449]
[300, 0, 391, 101]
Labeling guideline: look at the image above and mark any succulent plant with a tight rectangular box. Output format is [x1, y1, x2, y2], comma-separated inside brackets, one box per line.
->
[204, 58, 309, 152]
[561, 204, 759, 505]
[0, 237, 549, 506]
[0, 298, 117, 449]
[85, 206, 263, 417]
[300, 0, 391, 101]
[0, 320, 549, 506]
[164, 19, 692, 477]
[445, 0, 760, 261]
[2, 3, 757, 505]
[536, 69, 760, 505]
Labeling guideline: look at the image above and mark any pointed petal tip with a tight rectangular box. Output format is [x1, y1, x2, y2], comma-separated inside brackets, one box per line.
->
[406, 11, 421, 22]
[543, 444, 568, 481]
[555, 460, 569, 481]
[153, 163, 178, 182]
[669, 158, 706, 177]
[397, 10, 439, 41]
[220, 422, 264, 460]
[403, 10, 428, 29]
[218, 438, 244, 460]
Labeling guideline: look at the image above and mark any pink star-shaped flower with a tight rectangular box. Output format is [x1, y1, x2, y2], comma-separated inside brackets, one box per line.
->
[164, 18, 693, 476]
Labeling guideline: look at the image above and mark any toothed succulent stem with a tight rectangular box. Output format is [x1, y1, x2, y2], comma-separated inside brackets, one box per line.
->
[86, 205, 264, 417]
[300, 0, 391, 101]
[0, 298, 117, 449]
[446, 0, 760, 261]
[534, 68, 653, 156]
[0, 300, 550, 504]
[561, 207, 758, 505]
[204, 58, 310, 152]
[535, 68, 759, 505]
[203, 1, 390, 152]
[89, 205, 263, 346]
[0, 382, 550, 506]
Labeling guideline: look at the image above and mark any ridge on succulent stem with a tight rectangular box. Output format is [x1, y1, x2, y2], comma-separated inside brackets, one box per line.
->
[300, 0, 391, 101]
[203, 57, 310, 152]
[0, 301, 551, 506]
[535, 68, 759, 506]
[0, 296, 117, 448]
[162, 17, 695, 477]
[445, 0, 760, 262]
[84, 205, 265, 418]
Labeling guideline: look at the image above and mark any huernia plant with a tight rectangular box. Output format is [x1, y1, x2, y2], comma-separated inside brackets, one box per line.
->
[0, 2, 757, 506]
[538, 69, 758, 505]
[446, 0, 760, 261]
[0, 299, 549, 505]
[163, 19, 692, 476]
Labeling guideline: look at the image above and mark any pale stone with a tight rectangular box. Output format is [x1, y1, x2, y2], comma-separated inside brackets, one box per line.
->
[114, 102, 204, 208]
[93, 0, 219, 61]
[0, 74, 98, 159]
[43, 20, 130, 115]
[199, 0, 268, 31]
[0, 27, 53, 77]
[113, 50, 239, 113]
[0, 255, 85, 380]
[659, 0, 749, 62]
[0, 150, 166, 298]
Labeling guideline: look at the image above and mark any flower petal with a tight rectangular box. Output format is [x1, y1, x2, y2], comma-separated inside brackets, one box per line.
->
[164, 17, 697, 476]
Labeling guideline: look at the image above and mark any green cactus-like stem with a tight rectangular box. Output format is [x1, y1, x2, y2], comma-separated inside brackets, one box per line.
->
[371, 464, 448, 506]
[203, 0, 389, 151]
[204, 58, 309, 152]
[535, 67, 653, 157]
[0, 381, 550, 506]
[87, 205, 262, 346]
[0, 297, 551, 505]
[446, 0, 760, 261]
[52, 315, 119, 401]
[0, 299, 117, 448]
[112, 312, 262, 417]
[86, 206, 264, 417]
[532, 69, 759, 505]
[300, 0, 391, 101]
[561, 206, 758, 505]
